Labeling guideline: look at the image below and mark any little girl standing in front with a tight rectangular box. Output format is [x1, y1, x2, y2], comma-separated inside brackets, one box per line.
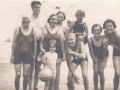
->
[41, 39, 59, 90]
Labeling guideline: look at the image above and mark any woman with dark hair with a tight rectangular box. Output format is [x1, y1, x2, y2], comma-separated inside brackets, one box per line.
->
[40, 14, 65, 90]
[103, 19, 120, 90]
[88, 24, 109, 90]
[10, 15, 37, 90]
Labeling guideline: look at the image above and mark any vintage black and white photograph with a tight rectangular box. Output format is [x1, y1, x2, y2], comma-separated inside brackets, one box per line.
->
[0, 0, 120, 90]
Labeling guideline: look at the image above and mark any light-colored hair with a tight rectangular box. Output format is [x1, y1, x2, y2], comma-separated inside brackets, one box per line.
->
[67, 33, 76, 40]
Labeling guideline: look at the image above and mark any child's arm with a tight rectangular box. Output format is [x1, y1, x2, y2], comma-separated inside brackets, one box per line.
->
[41, 53, 47, 67]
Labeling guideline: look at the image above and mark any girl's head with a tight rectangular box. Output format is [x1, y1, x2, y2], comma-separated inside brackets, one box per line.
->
[47, 14, 58, 26]
[92, 24, 102, 37]
[49, 39, 57, 53]
[75, 9, 85, 22]
[56, 11, 66, 24]
[67, 33, 76, 47]
[21, 15, 30, 29]
[103, 19, 116, 34]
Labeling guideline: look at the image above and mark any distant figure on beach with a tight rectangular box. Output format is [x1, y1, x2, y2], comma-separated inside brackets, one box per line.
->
[88, 24, 109, 90]
[65, 33, 89, 90]
[28, 1, 48, 90]
[68, 9, 88, 61]
[41, 39, 58, 90]
[103, 19, 120, 90]
[10, 15, 37, 90]
[40, 14, 66, 90]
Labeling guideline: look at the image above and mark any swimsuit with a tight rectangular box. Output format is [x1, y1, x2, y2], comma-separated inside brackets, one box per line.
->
[14, 27, 34, 64]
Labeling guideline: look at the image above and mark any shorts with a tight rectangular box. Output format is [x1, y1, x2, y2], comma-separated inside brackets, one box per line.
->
[72, 58, 88, 65]
[36, 39, 41, 61]
[113, 48, 120, 56]
[14, 51, 33, 64]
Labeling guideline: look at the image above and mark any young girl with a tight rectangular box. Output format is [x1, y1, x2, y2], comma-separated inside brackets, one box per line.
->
[41, 39, 59, 90]
[68, 9, 88, 59]
[88, 24, 108, 90]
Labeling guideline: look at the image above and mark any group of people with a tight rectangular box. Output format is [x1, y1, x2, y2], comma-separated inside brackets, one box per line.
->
[10, 1, 120, 90]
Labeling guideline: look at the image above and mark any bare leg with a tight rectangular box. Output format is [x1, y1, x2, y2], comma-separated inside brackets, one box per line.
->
[34, 61, 42, 90]
[23, 64, 31, 90]
[113, 56, 120, 90]
[67, 63, 78, 90]
[81, 61, 89, 90]
[44, 81, 50, 90]
[28, 63, 34, 90]
[14, 64, 21, 90]
[54, 58, 62, 90]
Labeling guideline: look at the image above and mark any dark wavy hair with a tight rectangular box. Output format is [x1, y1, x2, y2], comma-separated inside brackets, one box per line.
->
[47, 14, 57, 25]
[92, 24, 102, 33]
[31, 1, 41, 7]
[103, 19, 116, 29]
[56, 11, 66, 20]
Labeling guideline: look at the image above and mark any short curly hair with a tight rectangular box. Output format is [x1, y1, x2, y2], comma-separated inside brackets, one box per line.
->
[103, 19, 116, 29]
[75, 9, 85, 17]
[47, 14, 57, 25]
[56, 11, 66, 20]
[92, 24, 102, 33]
[31, 1, 41, 7]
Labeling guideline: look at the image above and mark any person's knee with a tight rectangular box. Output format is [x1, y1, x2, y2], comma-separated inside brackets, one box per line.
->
[99, 69, 104, 75]
[23, 72, 28, 78]
[16, 72, 21, 79]
[77, 36, 84, 41]
[82, 73, 88, 80]
[94, 70, 98, 75]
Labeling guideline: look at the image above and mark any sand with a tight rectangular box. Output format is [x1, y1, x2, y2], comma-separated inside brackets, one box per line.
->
[0, 42, 119, 90]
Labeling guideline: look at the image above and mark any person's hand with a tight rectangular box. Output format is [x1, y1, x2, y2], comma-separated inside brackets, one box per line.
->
[41, 60, 47, 65]
[10, 55, 14, 64]
[38, 52, 45, 61]
[73, 73, 80, 84]
[99, 60, 106, 71]
[41, 49, 46, 53]
[62, 54, 66, 62]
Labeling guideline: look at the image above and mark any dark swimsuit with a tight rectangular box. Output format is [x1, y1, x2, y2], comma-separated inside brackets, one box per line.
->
[43, 28, 63, 58]
[14, 27, 34, 64]
[91, 38, 109, 59]
[73, 21, 88, 44]
[71, 46, 88, 65]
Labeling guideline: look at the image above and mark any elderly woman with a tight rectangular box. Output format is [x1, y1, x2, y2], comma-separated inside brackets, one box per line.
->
[40, 14, 65, 90]
[65, 33, 89, 90]
[10, 15, 37, 90]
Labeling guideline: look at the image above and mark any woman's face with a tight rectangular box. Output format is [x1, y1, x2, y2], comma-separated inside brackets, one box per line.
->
[22, 16, 30, 29]
[49, 16, 58, 26]
[93, 26, 101, 37]
[67, 20, 72, 28]
[57, 13, 64, 23]
[105, 22, 114, 34]
[67, 35, 76, 47]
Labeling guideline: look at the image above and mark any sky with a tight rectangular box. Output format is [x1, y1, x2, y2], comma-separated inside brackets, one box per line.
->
[0, 0, 120, 42]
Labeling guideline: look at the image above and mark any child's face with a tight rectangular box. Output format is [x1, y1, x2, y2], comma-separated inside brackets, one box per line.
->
[49, 44, 56, 53]
[75, 12, 84, 22]
[67, 20, 72, 27]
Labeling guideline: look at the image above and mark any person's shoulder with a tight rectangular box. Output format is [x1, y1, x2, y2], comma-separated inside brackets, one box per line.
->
[14, 26, 20, 33]
[71, 21, 75, 26]
[115, 30, 120, 37]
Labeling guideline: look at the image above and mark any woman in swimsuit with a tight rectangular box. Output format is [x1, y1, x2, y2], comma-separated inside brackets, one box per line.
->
[88, 24, 108, 90]
[40, 14, 65, 90]
[10, 15, 37, 90]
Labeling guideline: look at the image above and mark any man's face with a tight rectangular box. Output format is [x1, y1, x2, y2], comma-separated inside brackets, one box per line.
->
[32, 4, 41, 14]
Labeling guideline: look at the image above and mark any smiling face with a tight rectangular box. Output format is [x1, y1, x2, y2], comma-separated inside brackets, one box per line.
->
[49, 15, 58, 26]
[105, 22, 114, 34]
[57, 13, 64, 23]
[67, 34, 76, 47]
[49, 44, 56, 53]
[32, 4, 41, 14]
[75, 12, 84, 22]
[22, 16, 30, 29]
[92, 26, 102, 37]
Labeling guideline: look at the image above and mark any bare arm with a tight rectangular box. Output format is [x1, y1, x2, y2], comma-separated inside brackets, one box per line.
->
[69, 21, 75, 33]
[40, 28, 46, 53]
[68, 40, 86, 59]
[33, 29, 37, 61]
[10, 27, 19, 63]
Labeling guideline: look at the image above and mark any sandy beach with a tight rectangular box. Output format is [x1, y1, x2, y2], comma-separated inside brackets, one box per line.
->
[0, 42, 119, 90]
